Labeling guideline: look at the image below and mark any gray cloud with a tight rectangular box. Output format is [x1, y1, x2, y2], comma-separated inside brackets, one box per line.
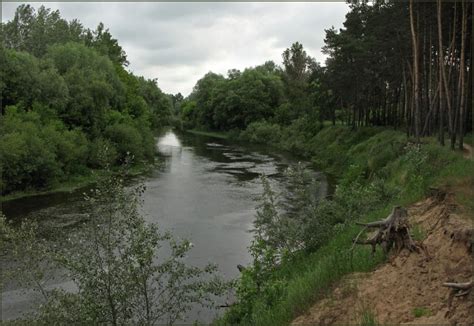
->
[2, 2, 349, 95]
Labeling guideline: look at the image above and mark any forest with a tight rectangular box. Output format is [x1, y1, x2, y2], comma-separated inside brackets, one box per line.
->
[179, 1, 472, 151]
[1, 5, 174, 195]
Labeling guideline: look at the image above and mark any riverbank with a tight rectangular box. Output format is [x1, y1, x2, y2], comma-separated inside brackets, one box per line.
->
[185, 129, 235, 140]
[216, 125, 474, 326]
[1, 162, 155, 203]
[292, 194, 473, 325]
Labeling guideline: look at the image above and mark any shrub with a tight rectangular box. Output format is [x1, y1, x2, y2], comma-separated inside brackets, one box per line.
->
[1, 107, 62, 192]
[88, 137, 118, 168]
[239, 121, 282, 144]
[105, 123, 145, 163]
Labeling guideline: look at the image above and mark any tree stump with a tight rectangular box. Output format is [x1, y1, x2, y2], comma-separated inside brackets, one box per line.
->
[352, 206, 420, 255]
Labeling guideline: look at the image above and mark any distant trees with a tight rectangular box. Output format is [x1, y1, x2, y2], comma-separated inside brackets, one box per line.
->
[183, 65, 285, 131]
[1, 5, 173, 194]
[322, 1, 472, 145]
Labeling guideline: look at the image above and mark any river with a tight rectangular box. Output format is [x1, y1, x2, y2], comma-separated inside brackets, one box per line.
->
[1, 130, 327, 323]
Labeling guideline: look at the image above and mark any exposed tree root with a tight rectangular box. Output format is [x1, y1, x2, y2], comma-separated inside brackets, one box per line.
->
[443, 280, 473, 297]
[352, 206, 421, 256]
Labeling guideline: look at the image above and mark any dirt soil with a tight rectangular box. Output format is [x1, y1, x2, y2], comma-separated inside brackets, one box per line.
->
[293, 192, 473, 325]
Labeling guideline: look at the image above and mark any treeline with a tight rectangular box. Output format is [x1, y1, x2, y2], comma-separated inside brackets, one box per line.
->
[180, 44, 321, 132]
[179, 0, 472, 150]
[1, 5, 173, 194]
[324, 0, 472, 148]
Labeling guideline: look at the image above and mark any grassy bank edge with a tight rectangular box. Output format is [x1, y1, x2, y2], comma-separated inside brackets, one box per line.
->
[1, 162, 155, 203]
[185, 129, 234, 140]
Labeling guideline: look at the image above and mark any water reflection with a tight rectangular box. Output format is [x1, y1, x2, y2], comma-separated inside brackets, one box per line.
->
[158, 131, 181, 147]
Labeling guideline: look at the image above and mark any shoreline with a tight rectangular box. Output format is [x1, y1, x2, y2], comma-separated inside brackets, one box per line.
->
[1, 162, 155, 204]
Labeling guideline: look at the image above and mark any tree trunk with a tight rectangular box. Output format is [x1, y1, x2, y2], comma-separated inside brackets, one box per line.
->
[410, 0, 421, 143]
[458, 0, 468, 150]
[437, 0, 446, 146]
[449, 2, 458, 150]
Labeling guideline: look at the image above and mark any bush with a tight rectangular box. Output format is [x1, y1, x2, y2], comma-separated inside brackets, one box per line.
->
[280, 117, 322, 154]
[88, 137, 118, 168]
[1, 107, 62, 192]
[44, 126, 89, 175]
[239, 121, 282, 144]
[105, 123, 146, 163]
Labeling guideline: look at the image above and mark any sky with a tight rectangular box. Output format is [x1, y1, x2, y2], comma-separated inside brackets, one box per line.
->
[2, 2, 350, 96]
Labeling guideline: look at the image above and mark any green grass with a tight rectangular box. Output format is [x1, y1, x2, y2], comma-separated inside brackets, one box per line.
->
[359, 308, 379, 326]
[411, 224, 427, 241]
[216, 125, 474, 326]
[186, 129, 233, 139]
[412, 307, 432, 318]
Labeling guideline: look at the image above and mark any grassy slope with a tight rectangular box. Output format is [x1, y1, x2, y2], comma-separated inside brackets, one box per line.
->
[217, 125, 474, 326]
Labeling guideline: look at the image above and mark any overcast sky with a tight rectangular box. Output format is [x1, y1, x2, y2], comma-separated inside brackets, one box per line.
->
[2, 2, 349, 95]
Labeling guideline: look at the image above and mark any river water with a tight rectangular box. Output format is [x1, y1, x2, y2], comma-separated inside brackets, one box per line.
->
[1, 130, 327, 323]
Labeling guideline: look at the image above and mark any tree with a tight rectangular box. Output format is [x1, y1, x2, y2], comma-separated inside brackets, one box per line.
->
[45, 42, 124, 134]
[409, 0, 421, 143]
[1, 5, 172, 194]
[189, 72, 226, 128]
[282, 42, 314, 118]
[2, 5, 83, 57]
[319, 1, 471, 144]
[86, 22, 129, 66]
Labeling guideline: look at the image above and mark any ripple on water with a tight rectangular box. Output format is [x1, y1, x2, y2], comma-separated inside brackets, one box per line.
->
[214, 162, 256, 170]
[247, 162, 279, 176]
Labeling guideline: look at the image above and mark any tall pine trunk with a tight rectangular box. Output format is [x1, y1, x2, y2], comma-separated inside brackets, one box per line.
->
[458, 0, 468, 150]
[437, 0, 445, 146]
[410, 0, 421, 143]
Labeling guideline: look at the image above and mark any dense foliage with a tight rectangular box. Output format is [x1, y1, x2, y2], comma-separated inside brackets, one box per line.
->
[1, 5, 173, 195]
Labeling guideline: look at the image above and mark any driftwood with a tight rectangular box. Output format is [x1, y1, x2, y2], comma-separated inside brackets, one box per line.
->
[443, 280, 473, 297]
[352, 206, 420, 255]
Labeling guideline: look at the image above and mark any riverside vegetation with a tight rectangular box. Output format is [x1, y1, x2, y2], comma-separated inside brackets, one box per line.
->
[1, 2, 473, 325]
[1, 5, 174, 200]
[1, 162, 230, 325]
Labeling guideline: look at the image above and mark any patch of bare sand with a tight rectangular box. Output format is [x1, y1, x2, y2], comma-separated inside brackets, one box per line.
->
[292, 194, 473, 325]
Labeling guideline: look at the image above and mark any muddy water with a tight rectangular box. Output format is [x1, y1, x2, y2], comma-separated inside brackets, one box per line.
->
[1, 130, 327, 323]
